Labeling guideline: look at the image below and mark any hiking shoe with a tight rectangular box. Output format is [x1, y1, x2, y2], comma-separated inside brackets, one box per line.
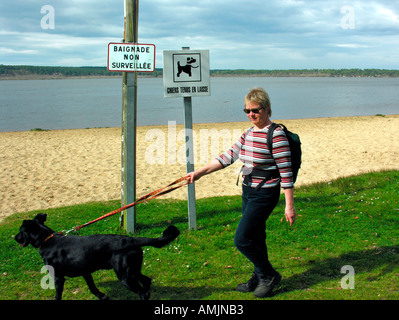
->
[253, 272, 282, 298]
[236, 273, 258, 293]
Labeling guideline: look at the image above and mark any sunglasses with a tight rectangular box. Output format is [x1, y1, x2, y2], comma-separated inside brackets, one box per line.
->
[243, 107, 264, 114]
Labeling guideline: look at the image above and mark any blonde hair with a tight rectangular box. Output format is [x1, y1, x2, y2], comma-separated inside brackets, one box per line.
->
[244, 87, 272, 117]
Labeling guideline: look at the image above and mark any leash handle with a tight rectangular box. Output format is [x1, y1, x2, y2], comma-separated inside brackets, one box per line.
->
[66, 176, 189, 233]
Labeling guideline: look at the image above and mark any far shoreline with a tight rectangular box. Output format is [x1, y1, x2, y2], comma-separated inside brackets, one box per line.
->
[2, 74, 399, 81]
[0, 113, 399, 134]
[0, 114, 397, 134]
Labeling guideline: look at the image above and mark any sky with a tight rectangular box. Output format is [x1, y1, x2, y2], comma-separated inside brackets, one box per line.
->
[1, 0, 399, 70]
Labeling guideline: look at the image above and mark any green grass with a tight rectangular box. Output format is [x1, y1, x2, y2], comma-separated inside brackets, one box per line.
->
[1, 170, 398, 300]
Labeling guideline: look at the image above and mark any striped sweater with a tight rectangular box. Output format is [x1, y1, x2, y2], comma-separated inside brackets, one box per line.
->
[216, 124, 294, 189]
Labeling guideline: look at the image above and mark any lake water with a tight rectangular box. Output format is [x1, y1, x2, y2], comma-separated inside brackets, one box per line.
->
[0, 77, 398, 132]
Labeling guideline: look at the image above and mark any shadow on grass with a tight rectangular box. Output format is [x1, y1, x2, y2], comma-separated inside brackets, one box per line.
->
[275, 244, 399, 296]
[99, 280, 233, 300]
[98, 245, 399, 300]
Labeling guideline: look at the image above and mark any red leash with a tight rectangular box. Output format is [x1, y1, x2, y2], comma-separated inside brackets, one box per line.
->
[64, 176, 189, 234]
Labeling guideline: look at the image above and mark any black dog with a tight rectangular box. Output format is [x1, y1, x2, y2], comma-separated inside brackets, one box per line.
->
[15, 213, 180, 300]
[177, 57, 199, 77]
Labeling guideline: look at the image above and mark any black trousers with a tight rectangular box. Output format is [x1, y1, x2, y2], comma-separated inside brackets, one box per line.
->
[234, 184, 280, 278]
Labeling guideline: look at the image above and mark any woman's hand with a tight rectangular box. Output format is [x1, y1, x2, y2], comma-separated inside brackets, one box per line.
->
[283, 188, 296, 226]
[185, 172, 198, 184]
[185, 160, 223, 184]
[285, 206, 296, 226]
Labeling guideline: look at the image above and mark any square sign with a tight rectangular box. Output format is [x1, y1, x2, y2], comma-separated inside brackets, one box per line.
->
[108, 43, 155, 72]
[163, 50, 210, 97]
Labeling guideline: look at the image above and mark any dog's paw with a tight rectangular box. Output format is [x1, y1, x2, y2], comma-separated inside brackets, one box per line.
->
[139, 291, 151, 300]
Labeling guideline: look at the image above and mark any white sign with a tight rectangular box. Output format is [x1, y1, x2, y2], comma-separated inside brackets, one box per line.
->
[108, 43, 155, 72]
[163, 50, 210, 97]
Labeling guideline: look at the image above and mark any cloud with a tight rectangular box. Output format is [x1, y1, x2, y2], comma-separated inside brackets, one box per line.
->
[1, 0, 399, 69]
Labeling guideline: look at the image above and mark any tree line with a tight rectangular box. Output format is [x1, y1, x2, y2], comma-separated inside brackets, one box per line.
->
[0, 65, 163, 78]
[1, 65, 398, 79]
[211, 68, 399, 77]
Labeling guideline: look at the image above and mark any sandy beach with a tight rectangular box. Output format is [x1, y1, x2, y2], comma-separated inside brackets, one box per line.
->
[1, 115, 398, 221]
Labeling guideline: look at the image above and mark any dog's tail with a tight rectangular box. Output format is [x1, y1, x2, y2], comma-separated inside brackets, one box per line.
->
[134, 226, 180, 248]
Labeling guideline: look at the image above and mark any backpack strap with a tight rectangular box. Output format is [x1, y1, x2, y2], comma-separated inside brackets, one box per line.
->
[266, 123, 279, 154]
[254, 169, 280, 190]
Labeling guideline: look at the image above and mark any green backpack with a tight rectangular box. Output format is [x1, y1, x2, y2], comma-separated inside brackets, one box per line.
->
[267, 123, 302, 183]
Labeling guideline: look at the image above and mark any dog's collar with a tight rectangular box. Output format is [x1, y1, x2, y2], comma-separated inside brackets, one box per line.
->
[40, 233, 56, 248]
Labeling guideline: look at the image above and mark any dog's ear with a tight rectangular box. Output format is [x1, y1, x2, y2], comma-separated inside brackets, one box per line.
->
[33, 213, 47, 224]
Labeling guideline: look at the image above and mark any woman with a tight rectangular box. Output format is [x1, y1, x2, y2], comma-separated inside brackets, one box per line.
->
[186, 87, 296, 298]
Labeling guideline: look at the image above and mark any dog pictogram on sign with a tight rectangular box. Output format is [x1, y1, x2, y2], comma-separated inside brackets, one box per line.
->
[174, 54, 201, 82]
[163, 49, 210, 98]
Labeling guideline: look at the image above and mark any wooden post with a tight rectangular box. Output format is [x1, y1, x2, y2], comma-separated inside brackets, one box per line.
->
[121, 0, 138, 233]
[182, 47, 197, 230]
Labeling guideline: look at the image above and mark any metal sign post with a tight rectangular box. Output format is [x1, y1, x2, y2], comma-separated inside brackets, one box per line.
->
[181, 47, 196, 231]
[163, 47, 210, 230]
[183, 93, 197, 230]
